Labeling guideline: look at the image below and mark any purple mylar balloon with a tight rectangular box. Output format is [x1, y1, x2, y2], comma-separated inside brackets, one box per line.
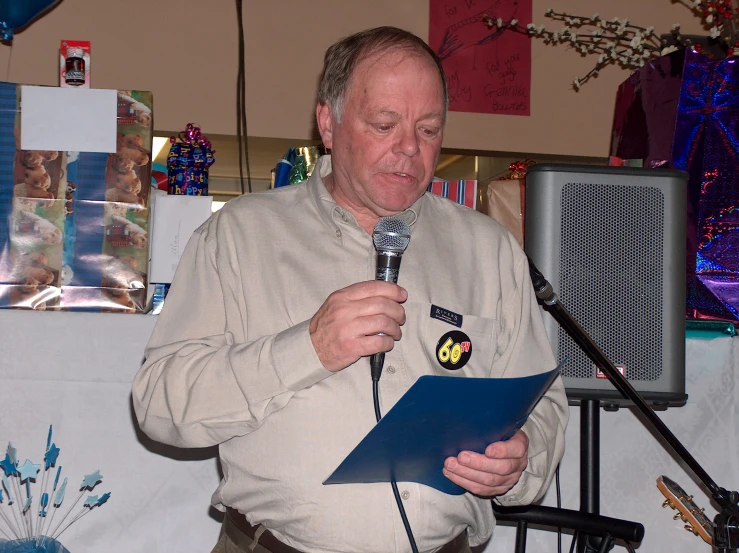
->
[0, 0, 62, 41]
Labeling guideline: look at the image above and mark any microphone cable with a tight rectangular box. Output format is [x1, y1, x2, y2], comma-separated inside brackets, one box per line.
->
[235, 0, 252, 194]
[372, 378, 419, 553]
[369, 216, 418, 553]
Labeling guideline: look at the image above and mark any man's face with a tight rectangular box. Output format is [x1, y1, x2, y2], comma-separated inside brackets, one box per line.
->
[317, 49, 445, 225]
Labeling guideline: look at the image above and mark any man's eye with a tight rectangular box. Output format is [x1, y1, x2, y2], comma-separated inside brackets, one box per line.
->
[375, 124, 393, 132]
[421, 127, 440, 137]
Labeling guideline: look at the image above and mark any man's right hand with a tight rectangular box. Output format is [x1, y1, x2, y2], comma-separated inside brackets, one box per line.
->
[309, 281, 407, 372]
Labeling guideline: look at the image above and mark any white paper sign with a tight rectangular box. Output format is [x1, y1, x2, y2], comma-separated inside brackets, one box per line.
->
[20, 86, 117, 153]
[150, 195, 214, 283]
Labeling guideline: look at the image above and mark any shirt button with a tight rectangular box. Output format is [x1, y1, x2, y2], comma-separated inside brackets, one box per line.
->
[387, 365, 396, 374]
[335, 229, 342, 238]
[401, 490, 410, 500]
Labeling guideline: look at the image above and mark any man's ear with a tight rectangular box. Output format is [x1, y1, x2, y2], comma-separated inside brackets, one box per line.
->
[316, 103, 334, 150]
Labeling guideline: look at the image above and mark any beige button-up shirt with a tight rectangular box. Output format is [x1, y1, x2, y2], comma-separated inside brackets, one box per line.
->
[133, 156, 568, 553]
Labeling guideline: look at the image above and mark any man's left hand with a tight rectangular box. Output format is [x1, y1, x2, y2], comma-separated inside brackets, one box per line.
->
[442, 430, 529, 497]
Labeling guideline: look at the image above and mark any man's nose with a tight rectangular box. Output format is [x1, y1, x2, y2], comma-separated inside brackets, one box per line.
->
[394, 126, 420, 157]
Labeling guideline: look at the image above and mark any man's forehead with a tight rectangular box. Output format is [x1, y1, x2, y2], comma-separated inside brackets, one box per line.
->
[368, 108, 445, 122]
[346, 50, 444, 106]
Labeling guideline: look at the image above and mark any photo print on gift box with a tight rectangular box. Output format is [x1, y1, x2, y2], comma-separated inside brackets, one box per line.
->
[97, 90, 153, 312]
[104, 91, 152, 208]
[6, 120, 67, 309]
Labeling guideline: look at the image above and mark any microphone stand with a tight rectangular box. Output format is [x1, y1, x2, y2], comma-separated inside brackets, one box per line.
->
[525, 258, 739, 552]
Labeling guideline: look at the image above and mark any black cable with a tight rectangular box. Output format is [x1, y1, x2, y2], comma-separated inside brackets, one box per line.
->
[235, 0, 244, 194]
[373, 379, 419, 553]
[235, 0, 252, 194]
[625, 541, 636, 553]
[556, 465, 562, 553]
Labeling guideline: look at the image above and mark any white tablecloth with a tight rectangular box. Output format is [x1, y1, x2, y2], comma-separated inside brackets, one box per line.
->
[0, 310, 735, 553]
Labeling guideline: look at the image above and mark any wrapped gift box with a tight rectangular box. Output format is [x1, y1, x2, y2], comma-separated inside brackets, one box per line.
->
[0, 84, 153, 312]
[485, 178, 525, 248]
[427, 179, 477, 209]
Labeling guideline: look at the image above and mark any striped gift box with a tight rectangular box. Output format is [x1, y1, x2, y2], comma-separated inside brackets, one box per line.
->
[427, 179, 477, 209]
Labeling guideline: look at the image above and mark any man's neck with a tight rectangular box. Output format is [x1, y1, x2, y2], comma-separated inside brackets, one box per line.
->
[323, 173, 381, 235]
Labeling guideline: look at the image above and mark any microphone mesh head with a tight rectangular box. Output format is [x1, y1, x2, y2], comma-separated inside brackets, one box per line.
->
[373, 217, 411, 253]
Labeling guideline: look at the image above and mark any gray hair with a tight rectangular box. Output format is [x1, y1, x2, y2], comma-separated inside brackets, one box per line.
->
[317, 26, 448, 122]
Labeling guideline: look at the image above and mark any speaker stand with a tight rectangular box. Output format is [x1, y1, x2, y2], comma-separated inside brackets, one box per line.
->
[578, 400, 600, 553]
[526, 257, 739, 552]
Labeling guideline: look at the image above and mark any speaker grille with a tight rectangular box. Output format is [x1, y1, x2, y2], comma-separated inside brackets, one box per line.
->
[558, 182, 664, 381]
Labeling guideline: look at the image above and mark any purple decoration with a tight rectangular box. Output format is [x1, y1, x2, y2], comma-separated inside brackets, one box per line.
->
[611, 49, 739, 323]
[167, 123, 216, 196]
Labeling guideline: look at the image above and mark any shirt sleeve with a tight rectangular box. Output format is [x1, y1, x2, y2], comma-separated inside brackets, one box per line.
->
[131, 216, 332, 448]
[492, 251, 569, 506]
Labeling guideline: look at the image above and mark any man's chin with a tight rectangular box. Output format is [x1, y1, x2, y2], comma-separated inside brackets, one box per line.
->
[372, 192, 424, 216]
[373, 202, 413, 217]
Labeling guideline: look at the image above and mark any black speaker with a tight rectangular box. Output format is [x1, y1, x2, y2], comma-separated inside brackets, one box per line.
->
[524, 164, 688, 408]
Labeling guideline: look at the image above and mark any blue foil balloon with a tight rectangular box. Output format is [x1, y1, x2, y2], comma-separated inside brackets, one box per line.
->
[0, 0, 62, 41]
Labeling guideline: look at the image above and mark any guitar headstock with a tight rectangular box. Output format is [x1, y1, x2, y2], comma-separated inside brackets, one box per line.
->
[657, 475, 714, 545]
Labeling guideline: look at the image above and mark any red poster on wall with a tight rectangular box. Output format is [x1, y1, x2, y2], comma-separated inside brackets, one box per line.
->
[428, 0, 532, 116]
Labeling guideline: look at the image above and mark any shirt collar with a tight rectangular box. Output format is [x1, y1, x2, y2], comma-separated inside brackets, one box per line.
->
[308, 155, 421, 230]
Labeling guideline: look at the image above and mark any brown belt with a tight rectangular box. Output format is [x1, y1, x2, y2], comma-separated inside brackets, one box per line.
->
[225, 507, 487, 553]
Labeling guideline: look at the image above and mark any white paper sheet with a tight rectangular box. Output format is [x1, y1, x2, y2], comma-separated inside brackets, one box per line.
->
[150, 195, 213, 283]
[20, 86, 118, 153]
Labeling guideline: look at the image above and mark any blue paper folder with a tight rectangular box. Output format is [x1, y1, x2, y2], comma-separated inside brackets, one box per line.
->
[324, 367, 560, 495]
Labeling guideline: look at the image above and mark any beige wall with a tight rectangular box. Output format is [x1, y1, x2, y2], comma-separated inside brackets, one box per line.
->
[0, 0, 704, 158]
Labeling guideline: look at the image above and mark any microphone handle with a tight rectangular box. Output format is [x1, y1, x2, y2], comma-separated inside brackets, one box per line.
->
[371, 251, 403, 381]
[375, 250, 402, 283]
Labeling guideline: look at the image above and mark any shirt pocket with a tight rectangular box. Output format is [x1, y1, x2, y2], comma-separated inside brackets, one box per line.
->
[408, 302, 498, 379]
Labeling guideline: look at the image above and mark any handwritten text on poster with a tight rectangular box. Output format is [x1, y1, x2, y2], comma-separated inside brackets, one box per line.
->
[428, 0, 532, 116]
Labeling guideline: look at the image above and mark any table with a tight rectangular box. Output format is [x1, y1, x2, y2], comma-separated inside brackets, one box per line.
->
[0, 310, 734, 552]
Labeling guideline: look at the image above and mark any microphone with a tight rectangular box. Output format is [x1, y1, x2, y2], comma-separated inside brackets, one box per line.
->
[370, 216, 411, 381]
[526, 255, 556, 305]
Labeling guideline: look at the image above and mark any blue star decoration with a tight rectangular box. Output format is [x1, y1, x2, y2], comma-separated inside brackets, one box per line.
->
[96, 492, 111, 506]
[44, 443, 60, 469]
[0, 453, 17, 477]
[83, 495, 98, 508]
[17, 459, 41, 483]
[80, 470, 102, 490]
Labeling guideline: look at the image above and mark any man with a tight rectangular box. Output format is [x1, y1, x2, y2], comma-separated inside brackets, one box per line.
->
[133, 26, 568, 553]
